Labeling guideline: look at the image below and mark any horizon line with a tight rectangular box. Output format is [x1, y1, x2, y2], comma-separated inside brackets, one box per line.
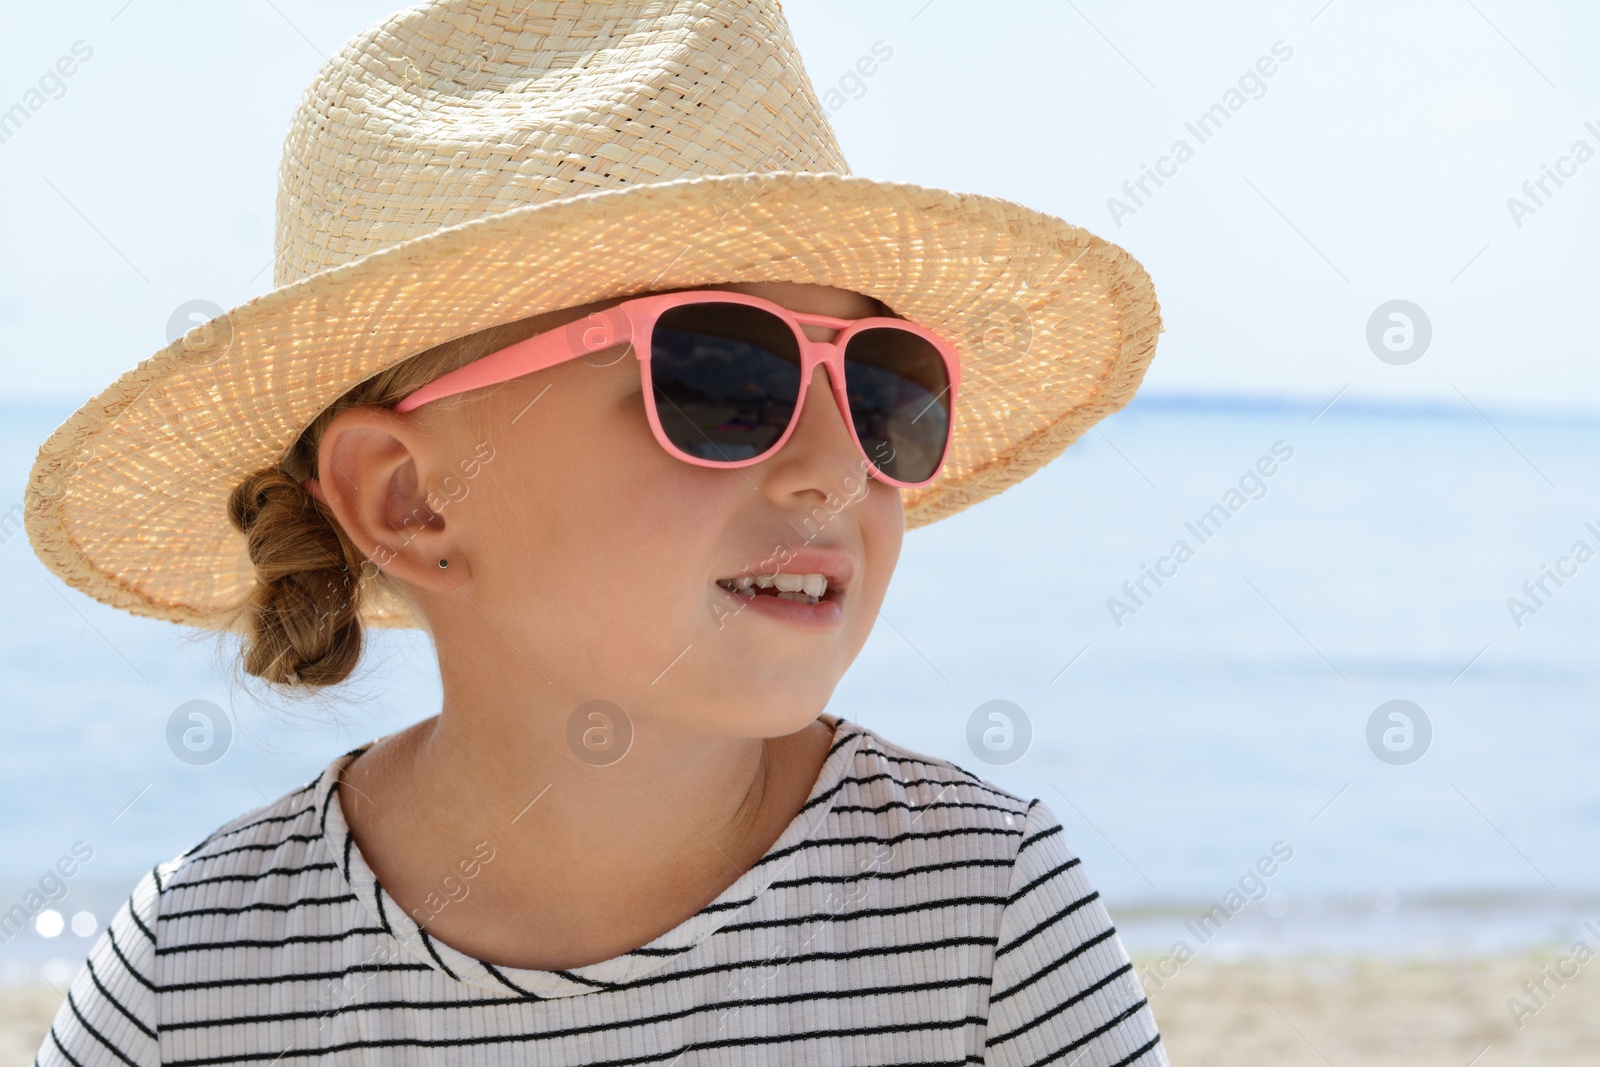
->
[2, 387, 1597, 423]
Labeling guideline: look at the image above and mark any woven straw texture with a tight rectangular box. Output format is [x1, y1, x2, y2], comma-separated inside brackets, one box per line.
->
[24, 0, 1162, 631]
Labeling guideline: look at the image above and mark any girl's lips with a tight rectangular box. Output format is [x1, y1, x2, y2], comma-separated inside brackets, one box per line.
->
[716, 581, 844, 628]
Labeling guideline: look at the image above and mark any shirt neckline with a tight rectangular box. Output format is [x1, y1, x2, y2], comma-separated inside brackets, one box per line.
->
[313, 714, 864, 998]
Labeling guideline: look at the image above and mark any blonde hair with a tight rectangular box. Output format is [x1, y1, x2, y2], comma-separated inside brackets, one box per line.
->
[222, 289, 897, 691]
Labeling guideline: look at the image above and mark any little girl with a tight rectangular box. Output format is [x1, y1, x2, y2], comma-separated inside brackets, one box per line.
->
[28, 2, 1165, 1064]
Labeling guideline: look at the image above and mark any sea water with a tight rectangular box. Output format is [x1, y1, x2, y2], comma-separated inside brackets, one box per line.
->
[1, 393, 1595, 981]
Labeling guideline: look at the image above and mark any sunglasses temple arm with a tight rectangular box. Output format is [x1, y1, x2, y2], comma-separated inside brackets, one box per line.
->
[394, 312, 639, 412]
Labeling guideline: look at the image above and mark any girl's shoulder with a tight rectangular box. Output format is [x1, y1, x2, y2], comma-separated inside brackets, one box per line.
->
[827, 718, 1052, 855]
[34, 752, 366, 1067]
[125, 744, 370, 950]
[834, 718, 1035, 811]
[160, 747, 361, 892]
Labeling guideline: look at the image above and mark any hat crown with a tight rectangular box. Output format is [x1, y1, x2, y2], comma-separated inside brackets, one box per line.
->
[274, 0, 851, 288]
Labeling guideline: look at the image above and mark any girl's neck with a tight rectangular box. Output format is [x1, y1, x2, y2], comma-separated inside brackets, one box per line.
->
[337, 706, 837, 970]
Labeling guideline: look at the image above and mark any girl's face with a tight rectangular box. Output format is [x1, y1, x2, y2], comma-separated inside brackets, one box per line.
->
[368, 280, 906, 740]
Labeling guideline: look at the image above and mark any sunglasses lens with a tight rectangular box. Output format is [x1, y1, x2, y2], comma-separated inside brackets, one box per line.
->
[843, 327, 952, 484]
[650, 303, 801, 461]
[649, 303, 953, 483]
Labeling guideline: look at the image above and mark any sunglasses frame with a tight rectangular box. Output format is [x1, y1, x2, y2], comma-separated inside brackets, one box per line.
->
[394, 288, 962, 489]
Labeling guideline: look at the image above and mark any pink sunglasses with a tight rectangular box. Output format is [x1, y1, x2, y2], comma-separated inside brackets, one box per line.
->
[394, 289, 961, 488]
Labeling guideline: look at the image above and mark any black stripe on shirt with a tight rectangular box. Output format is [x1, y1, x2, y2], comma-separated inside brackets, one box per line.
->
[989, 927, 1119, 1005]
[988, 996, 1151, 1063]
[64, 990, 144, 1067]
[162, 1012, 992, 1067]
[161, 972, 992, 1035]
[84, 958, 157, 1042]
[158, 895, 357, 921]
[992, 890, 1103, 961]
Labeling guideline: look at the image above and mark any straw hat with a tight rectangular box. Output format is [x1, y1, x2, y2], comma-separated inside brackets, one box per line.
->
[24, 0, 1162, 632]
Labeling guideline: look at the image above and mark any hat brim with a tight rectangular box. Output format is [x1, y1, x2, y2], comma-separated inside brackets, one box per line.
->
[24, 170, 1161, 631]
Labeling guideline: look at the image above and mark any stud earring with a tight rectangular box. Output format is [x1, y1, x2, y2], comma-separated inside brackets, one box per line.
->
[437, 558, 449, 569]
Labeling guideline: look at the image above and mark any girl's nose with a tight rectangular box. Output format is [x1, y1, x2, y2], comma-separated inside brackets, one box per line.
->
[786, 359, 859, 462]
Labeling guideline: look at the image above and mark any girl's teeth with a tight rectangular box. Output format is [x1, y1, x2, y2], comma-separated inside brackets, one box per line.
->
[719, 572, 830, 602]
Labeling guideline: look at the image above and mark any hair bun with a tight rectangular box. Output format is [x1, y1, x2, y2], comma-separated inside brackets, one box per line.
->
[226, 467, 366, 687]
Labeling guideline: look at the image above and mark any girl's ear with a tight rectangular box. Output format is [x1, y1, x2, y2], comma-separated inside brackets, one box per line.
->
[310, 406, 463, 593]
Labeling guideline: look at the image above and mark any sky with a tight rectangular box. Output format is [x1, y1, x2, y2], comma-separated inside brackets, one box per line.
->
[1, 1, 1597, 411]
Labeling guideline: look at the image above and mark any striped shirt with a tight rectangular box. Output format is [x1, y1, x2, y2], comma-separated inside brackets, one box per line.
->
[38, 717, 1165, 1066]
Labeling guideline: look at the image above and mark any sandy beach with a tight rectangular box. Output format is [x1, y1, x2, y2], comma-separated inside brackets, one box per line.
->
[1141, 953, 1599, 1066]
[0, 984, 61, 1067]
[4, 953, 1595, 1064]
